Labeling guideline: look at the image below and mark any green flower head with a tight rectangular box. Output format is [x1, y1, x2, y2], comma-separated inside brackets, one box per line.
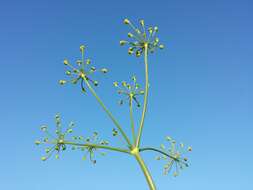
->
[59, 45, 108, 93]
[35, 114, 75, 161]
[113, 75, 144, 107]
[120, 18, 164, 57]
[156, 136, 192, 177]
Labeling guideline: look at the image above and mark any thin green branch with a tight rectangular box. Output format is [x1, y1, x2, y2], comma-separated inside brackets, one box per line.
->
[139, 147, 188, 166]
[64, 141, 131, 154]
[129, 96, 136, 143]
[136, 43, 149, 147]
[83, 78, 132, 148]
[139, 147, 177, 160]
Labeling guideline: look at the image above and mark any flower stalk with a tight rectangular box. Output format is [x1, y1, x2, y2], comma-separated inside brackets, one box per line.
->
[136, 43, 149, 147]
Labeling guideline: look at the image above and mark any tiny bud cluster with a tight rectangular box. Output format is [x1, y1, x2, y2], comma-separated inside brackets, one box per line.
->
[113, 75, 144, 107]
[120, 18, 165, 58]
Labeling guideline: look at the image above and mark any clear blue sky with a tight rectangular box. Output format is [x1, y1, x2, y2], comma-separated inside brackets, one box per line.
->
[1, 0, 252, 189]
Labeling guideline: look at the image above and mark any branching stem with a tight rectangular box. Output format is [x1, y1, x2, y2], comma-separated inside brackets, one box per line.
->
[83, 78, 132, 148]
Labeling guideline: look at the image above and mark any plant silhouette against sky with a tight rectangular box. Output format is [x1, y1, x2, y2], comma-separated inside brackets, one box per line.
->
[35, 18, 192, 190]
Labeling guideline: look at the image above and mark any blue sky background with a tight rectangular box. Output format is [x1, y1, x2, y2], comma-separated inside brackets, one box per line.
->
[0, 0, 253, 189]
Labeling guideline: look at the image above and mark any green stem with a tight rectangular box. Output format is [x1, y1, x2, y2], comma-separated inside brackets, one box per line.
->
[136, 43, 149, 147]
[134, 151, 156, 190]
[139, 147, 189, 166]
[83, 78, 132, 148]
[129, 96, 136, 143]
[64, 141, 130, 154]
[139, 147, 177, 160]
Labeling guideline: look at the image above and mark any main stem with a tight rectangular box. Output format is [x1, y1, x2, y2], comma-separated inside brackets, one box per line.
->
[136, 43, 149, 147]
[133, 149, 156, 190]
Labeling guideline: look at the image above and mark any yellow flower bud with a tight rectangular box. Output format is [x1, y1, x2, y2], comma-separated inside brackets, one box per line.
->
[120, 40, 127, 46]
[113, 82, 118, 87]
[136, 51, 141, 57]
[128, 32, 133, 38]
[139, 19, 144, 27]
[188, 146, 192, 152]
[128, 48, 134, 55]
[123, 18, 130, 24]
[148, 27, 153, 34]
[80, 45, 85, 52]
[76, 60, 82, 65]
[101, 68, 108, 73]
[41, 156, 47, 161]
[59, 80, 67, 85]
[154, 26, 158, 32]
[122, 81, 127, 87]
[173, 172, 178, 177]
[93, 81, 98, 86]
[159, 44, 164, 49]
[86, 59, 91, 65]
[63, 59, 69, 65]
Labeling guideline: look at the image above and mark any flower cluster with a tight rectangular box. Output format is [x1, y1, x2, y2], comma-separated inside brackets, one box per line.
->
[156, 136, 192, 177]
[59, 45, 108, 93]
[113, 75, 144, 107]
[120, 18, 164, 57]
[35, 114, 75, 161]
[35, 114, 109, 164]
[71, 131, 109, 164]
